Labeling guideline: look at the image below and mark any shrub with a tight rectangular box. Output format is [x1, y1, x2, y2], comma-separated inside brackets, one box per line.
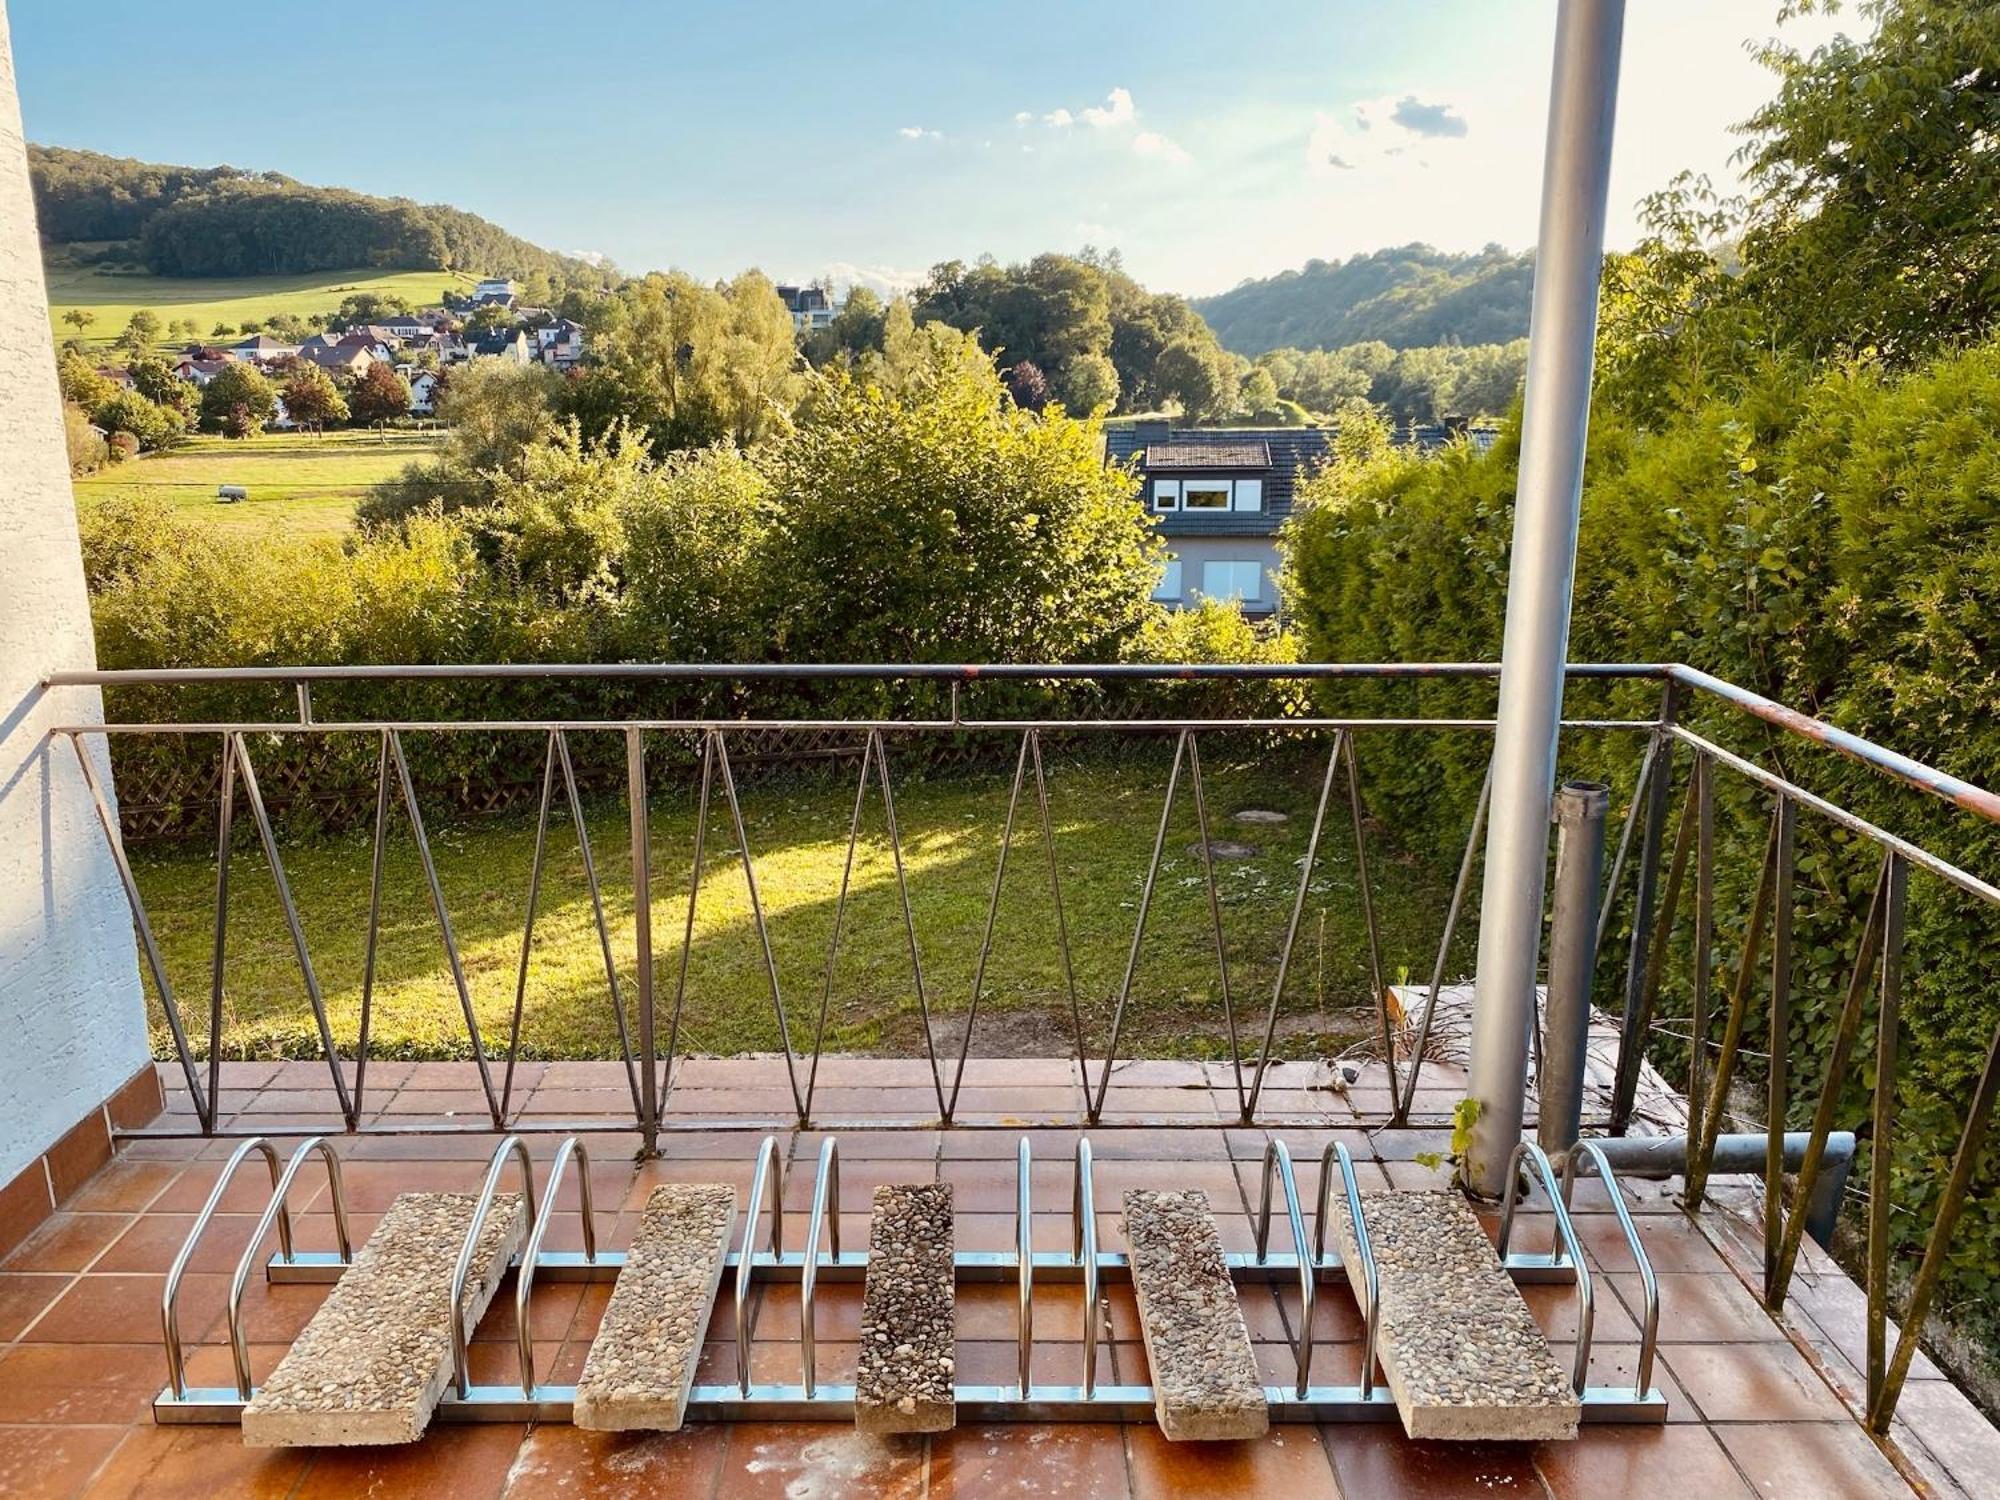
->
[63, 402, 106, 474]
[198, 362, 277, 434]
[92, 390, 185, 451]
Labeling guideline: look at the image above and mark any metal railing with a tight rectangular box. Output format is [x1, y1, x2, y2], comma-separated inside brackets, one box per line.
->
[49, 658, 2000, 1437]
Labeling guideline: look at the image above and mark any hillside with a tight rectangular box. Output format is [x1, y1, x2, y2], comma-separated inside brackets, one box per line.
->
[1193, 243, 1534, 355]
[29, 145, 615, 288]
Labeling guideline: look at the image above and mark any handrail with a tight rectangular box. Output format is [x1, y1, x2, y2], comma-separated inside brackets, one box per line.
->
[512, 1136, 596, 1397]
[799, 1137, 840, 1397]
[1015, 1136, 1034, 1397]
[449, 1135, 537, 1400]
[1072, 1137, 1099, 1397]
[734, 1135, 783, 1398]
[161, 1137, 283, 1400]
[1254, 1138, 1316, 1396]
[224, 1137, 351, 1398]
[1563, 1140, 1658, 1396]
[1499, 1140, 1594, 1395]
[1315, 1141, 1380, 1399]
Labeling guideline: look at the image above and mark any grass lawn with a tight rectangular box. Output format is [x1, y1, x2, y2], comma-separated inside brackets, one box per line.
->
[72, 430, 441, 537]
[127, 745, 1466, 1066]
[48, 262, 476, 348]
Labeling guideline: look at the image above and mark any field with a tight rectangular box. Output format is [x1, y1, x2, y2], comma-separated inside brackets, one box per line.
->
[47, 260, 477, 347]
[72, 429, 441, 536]
[126, 751, 1463, 1064]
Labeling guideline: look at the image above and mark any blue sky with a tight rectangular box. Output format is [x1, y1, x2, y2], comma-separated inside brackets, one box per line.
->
[10, 1, 1849, 297]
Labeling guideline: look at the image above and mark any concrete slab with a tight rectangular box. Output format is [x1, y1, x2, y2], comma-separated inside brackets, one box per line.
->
[1123, 1188, 1268, 1441]
[855, 1183, 955, 1434]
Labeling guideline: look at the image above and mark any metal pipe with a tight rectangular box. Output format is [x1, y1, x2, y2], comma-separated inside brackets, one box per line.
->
[161, 1138, 280, 1400]
[1253, 1140, 1316, 1395]
[1562, 1142, 1657, 1394]
[1016, 1136, 1034, 1397]
[1317, 1142, 1379, 1398]
[514, 1137, 595, 1396]
[627, 729, 657, 1155]
[450, 1136, 536, 1400]
[735, 1136, 783, 1398]
[226, 1138, 350, 1398]
[1072, 1138, 1098, 1397]
[1465, 0, 1626, 1198]
[1590, 1131, 1856, 1247]
[1541, 782, 1609, 1157]
[1501, 1141, 1594, 1393]
[800, 1138, 840, 1397]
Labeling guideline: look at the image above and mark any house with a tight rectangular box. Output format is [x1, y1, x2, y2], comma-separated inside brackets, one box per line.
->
[431, 333, 471, 365]
[369, 312, 426, 342]
[229, 333, 298, 364]
[472, 277, 516, 307]
[407, 370, 441, 415]
[470, 328, 532, 364]
[173, 354, 239, 386]
[300, 335, 381, 378]
[1104, 420, 1333, 619]
[532, 318, 585, 368]
[776, 284, 835, 333]
[94, 366, 136, 391]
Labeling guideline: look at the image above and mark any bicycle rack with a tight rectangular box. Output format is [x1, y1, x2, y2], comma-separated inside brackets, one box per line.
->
[151, 1131, 1667, 1427]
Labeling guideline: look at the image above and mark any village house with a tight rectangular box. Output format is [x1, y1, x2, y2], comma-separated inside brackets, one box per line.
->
[299, 334, 380, 378]
[776, 283, 835, 333]
[172, 352, 238, 386]
[532, 317, 585, 368]
[471, 276, 516, 307]
[470, 327, 532, 364]
[228, 332, 298, 364]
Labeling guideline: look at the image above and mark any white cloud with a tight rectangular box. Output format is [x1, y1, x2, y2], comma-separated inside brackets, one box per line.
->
[1045, 106, 1074, 128]
[816, 261, 929, 300]
[1133, 130, 1191, 165]
[1080, 87, 1136, 129]
[1013, 110, 1033, 126]
[898, 125, 942, 141]
[565, 249, 612, 267]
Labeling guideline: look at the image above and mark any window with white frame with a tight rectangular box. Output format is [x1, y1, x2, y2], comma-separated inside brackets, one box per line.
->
[1201, 559, 1263, 603]
[1153, 557, 1183, 601]
[1183, 479, 1232, 509]
[1151, 479, 1180, 511]
[1232, 478, 1263, 512]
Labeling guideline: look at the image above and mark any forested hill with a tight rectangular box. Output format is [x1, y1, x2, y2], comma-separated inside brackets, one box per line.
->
[28, 145, 614, 287]
[1193, 243, 1534, 355]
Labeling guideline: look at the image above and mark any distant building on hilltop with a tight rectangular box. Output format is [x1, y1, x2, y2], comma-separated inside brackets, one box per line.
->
[472, 277, 516, 307]
[776, 284, 835, 333]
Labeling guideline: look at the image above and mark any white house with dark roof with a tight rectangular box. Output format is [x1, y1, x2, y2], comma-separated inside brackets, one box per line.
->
[1104, 420, 1331, 619]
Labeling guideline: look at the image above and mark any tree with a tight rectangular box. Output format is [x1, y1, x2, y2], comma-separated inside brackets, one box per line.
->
[281, 365, 348, 429]
[467, 303, 515, 333]
[1154, 336, 1232, 421]
[57, 349, 115, 411]
[116, 309, 162, 355]
[198, 362, 277, 435]
[1003, 360, 1050, 411]
[129, 356, 199, 423]
[63, 402, 106, 474]
[349, 362, 413, 424]
[359, 361, 561, 524]
[92, 390, 186, 451]
[61, 308, 94, 335]
[1060, 352, 1120, 414]
[1237, 365, 1280, 417]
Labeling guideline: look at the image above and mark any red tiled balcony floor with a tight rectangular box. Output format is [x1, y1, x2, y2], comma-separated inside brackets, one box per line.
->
[0, 1060, 1991, 1499]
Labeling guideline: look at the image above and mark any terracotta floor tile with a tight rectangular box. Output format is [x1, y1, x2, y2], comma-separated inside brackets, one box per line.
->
[1534, 1424, 1754, 1500]
[79, 1425, 310, 1499]
[716, 1423, 925, 1499]
[1662, 1341, 1850, 1422]
[1126, 1423, 1341, 1500]
[92, 1212, 259, 1276]
[0, 1424, 127, 1500]
[1322, 1425, 1545, 1499]
[291, 1422, 527, 1500]
[63, 1160, 182, 1215]
[500, 1423, 728, 1498]
[0, 1271, 73, 1339]
[1886, 1377, 2000, 1497]
[1522, 1280, 1641, 1344]
[4, 1214, 134, 1273]
[1607, 1271, 1786, 1344]
[33, 1273, 227, 1346]
[151, 1164, 308, 1216]
[0, 1341, 166, 1424]
[1716, 1420, 1915, 1498]
[931, 1423, 1133, 1498]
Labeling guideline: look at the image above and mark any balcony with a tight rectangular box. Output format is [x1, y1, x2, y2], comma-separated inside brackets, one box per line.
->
[3, 663, 1997, 1498]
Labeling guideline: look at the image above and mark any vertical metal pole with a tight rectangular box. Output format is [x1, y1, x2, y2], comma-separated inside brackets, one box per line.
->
[1465, 0, 1627, 1195]
[1539, 782, 1608, 1157]
[627, 728, 657, 1156]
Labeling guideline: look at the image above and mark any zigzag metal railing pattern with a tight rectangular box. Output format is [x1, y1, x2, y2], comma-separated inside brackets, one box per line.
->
[51, 659, 2000, 1439]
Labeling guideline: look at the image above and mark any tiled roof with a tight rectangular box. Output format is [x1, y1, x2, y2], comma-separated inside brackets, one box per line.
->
[1143, 441, 1271, 470]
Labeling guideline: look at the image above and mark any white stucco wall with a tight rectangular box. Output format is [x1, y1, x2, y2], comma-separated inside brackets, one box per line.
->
[0, 2, 150, 1184]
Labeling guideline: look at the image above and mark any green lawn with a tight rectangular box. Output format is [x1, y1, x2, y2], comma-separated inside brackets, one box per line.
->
[127, 748, 1464, 1064]
[48, 262, 476, 348]
[73, 430, 441, 536]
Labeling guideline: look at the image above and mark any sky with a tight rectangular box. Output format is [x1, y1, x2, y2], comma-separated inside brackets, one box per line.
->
[9, 1, 1854, 299]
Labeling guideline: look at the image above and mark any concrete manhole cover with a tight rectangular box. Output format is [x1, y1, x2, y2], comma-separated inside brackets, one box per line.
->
[1231, 808, 1289, 825]
[1188, 839, 1261, 861]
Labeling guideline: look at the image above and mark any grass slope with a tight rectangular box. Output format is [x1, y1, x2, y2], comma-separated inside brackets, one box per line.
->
[128, 750, 1461, 1063]
[48, 262, 476, 347]
[72, 430, 441, 536]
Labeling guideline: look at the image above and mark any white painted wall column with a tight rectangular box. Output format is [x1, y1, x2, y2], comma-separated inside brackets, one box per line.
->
[0, 0, 151, 1185]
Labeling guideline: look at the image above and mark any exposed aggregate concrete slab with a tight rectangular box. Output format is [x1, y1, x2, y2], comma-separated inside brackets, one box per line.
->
[242, 1190, 525, 1447]
[574, 1183, 736, 1431]
[1326, 1187, 1581, 1441]
[1122, 1188, 1268, 1441]
[855, 1183, 956, 1434]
